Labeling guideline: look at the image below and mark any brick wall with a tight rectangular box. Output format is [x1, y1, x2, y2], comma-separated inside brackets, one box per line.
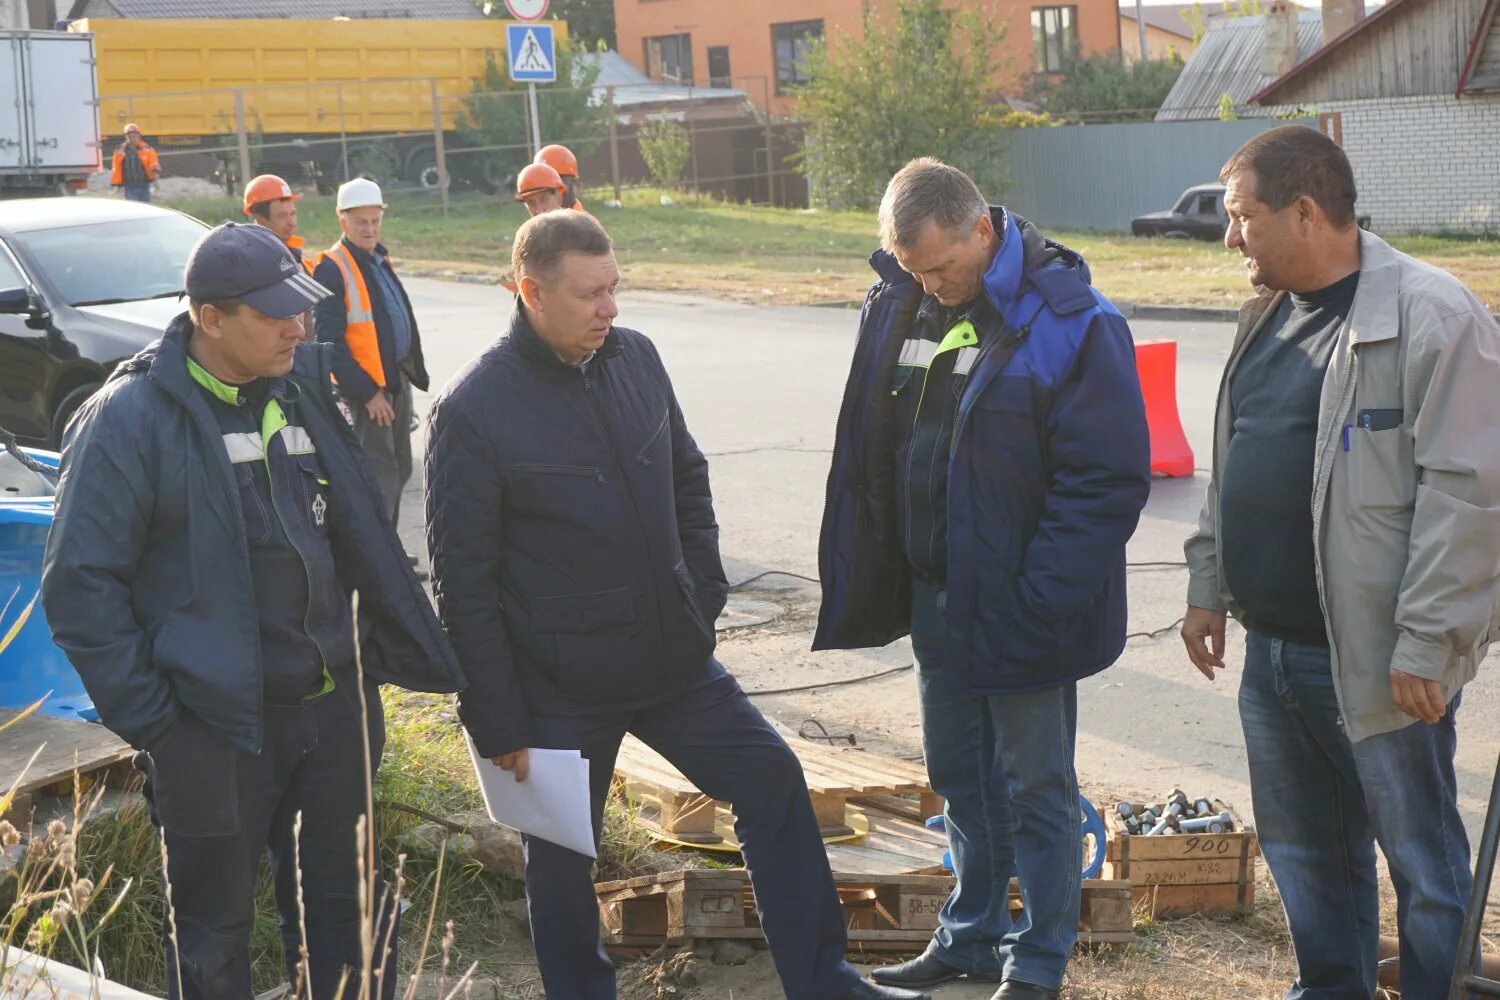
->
[1314, 94, 1500, 233]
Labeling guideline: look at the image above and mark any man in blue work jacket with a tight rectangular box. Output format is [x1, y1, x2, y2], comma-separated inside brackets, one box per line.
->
[42, 223, 465, 1000]
[426, 210, 924, 1000]
[815, 159, 1151, 999]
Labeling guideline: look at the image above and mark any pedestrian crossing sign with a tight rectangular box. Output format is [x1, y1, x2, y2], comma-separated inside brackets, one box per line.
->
[507, 23, 557, 83]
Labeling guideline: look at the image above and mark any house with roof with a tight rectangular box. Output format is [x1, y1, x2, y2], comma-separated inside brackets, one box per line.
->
[1156, 3, 1343, 120]
[1248, 0, 1500, 229]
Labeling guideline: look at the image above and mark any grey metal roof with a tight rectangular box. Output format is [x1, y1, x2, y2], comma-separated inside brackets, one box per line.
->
[1155, 10, 1324, 120]
[580, 51, 749, 110]
[70, 0, 484, 18]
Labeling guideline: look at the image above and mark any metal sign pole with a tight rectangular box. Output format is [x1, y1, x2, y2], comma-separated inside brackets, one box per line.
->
[528, 82, 542, 158]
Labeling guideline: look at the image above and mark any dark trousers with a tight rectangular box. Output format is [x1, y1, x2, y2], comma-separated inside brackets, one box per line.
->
[122, 184, 152, 203]
[523, 668, 864, 1000]
[349, 375, 413, 529]
[144, 681, 397, 1000]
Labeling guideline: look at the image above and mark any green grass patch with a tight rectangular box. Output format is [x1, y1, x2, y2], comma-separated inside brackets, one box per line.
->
[161, 186, 1500, 309]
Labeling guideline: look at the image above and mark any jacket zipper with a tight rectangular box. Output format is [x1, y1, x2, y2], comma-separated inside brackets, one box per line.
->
[635, 409, 670, 466]
[512, 463, 606, 485]
[263, 427, 331, 695]
[1309, 342, 1358, 709]
[580, 363, 670, 649]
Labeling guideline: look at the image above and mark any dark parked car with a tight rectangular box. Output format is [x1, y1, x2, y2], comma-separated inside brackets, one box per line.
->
[1131, 184, 1228, 240]
[0, 198, 209, 447]
[1132, 182, 1374, 240]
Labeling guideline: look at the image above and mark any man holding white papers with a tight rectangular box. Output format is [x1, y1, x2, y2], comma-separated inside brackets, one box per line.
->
[425, 211, 925, 1000]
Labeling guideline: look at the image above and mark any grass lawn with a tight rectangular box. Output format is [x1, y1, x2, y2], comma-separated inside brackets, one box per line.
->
[165, 187, 1500, 310]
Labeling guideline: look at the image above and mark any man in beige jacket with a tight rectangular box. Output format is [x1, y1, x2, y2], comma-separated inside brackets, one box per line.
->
[1181, 125, 1500, 999]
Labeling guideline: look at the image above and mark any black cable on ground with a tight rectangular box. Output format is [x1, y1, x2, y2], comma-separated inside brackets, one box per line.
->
[1127, 617, 1186, 642]
[744, 664, 911, 697]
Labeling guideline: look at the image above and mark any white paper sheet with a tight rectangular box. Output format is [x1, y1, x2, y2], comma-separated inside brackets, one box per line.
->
[466, 739, 596, 858]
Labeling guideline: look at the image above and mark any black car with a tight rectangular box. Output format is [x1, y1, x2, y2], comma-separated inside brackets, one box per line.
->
[1131, 184, 1228, 241]
[0, 198, 209, 448]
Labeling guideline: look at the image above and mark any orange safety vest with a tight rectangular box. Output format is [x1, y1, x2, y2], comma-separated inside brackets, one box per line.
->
[321, 241, 386, 389]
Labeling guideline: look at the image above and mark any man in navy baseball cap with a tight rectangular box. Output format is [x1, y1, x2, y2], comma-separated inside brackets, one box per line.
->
[42, 220, 465, 998]
[186, 221, 330, 319]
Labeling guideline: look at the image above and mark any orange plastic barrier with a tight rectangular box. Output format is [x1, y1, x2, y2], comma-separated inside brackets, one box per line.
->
[1134, 339, 1195, 478]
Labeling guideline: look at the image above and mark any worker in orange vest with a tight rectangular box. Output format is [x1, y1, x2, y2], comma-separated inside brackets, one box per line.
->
[243, 174, 314, 273]
[536, 143, 585, 213]
[311, 179, 430, 554]
[110, 124, 161, 203]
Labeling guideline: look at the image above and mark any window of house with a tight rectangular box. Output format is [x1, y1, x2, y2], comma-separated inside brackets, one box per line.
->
[708, 45, 732, 87]
[772, 19, 824, 95]
[644, 33, 694, 84]
[1031, 6, 1078, 72]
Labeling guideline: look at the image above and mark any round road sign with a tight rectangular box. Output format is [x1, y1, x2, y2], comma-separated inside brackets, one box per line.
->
[505, 0, 549, 20]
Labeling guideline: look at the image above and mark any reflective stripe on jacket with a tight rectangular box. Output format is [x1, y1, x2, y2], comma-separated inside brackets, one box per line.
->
[321, 241, 386, 389]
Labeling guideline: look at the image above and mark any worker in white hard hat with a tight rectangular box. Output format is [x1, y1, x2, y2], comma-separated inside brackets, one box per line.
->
[311, 179, 431, 573]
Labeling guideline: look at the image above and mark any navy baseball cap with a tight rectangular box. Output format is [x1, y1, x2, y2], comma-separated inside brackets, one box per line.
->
[184, 222, 331, 319]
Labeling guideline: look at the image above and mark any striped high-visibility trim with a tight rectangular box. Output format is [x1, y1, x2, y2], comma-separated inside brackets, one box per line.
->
[223, 432, 263, 464]
[279, 425, 316, 456]
[898, 338, 937, 368]
[952, 345, 980, 375]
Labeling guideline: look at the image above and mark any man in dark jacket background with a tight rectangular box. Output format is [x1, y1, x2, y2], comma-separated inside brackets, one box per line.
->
[425, 211, 923, 1000]
[816, 159, 1151, 999]
[313, 179, 430, 538]
[42, 223, 465, 1000]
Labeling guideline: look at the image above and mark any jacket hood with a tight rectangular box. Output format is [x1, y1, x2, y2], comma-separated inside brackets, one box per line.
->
[869, 207, 1096, 315]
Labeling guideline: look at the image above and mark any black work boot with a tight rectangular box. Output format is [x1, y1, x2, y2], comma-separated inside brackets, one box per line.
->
[832, 980, 933, 1000]
[871, 951, 1002, 989]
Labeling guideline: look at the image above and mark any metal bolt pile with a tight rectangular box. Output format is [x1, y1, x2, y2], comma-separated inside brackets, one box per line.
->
[1114, 787, 1236, 836]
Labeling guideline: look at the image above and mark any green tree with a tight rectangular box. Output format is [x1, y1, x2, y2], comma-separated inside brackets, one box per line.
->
[454, 42, 611, 191]
[637, 117, 691, 189]
[477, 0, 617, 49]
[1024, 51, 1185, 121]
[794, 0, 1007, 210]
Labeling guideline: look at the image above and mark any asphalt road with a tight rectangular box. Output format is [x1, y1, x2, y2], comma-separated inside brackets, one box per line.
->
[396, 276, 1499, 866]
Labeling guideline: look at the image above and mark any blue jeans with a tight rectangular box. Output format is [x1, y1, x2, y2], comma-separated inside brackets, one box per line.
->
[911, 578, 1081, 990]
[123, 183, 152, 203]
[1240, 629, 1471, 1000]
[521, 668, 863, 1000]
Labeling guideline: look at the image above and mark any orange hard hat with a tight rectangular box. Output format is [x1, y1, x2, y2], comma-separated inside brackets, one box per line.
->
[242, 174, 302, 214]
[535, 144, 579, 178]
[515, 162, 567, 201]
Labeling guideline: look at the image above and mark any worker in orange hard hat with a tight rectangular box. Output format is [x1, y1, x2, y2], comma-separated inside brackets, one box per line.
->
[514, 162, 568, 219]
[535, 143, 584, 212]
[242, 174, 314, 273]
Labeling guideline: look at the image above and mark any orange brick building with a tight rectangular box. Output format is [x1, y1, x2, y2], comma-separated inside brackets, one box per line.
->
[613, 0, 1123, 117]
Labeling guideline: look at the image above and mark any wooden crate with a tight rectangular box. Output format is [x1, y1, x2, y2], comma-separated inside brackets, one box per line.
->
[1104, 800, 1259, 918]
[597, 869, 1134, 954]
[0, 709, 137, 825]
[616, 735, 940, 843]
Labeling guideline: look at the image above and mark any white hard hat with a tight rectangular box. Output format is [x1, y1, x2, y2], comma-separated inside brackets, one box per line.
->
[336, 177, 386, 212]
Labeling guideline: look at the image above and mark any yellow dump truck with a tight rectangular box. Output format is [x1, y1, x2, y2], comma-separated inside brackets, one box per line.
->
[72, 17, 567, 191]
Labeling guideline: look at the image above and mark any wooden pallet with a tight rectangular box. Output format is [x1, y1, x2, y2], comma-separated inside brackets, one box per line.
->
[1104, 799, 1259, 918]
[597, 869, 1134, 954]
[615, 734, 941, 843]
[0, 709, 136, 824]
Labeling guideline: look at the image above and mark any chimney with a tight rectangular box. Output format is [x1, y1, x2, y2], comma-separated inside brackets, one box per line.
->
[1262, 0, 1301, 78]
[1322, 0, 1366, 41]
